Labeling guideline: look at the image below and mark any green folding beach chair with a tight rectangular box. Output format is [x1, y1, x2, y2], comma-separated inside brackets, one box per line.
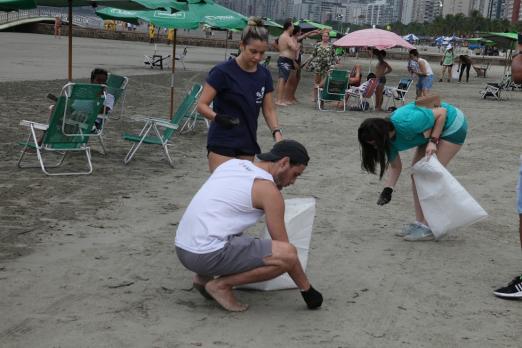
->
[106, 73, 129, 120]
[87, 73, 129, 155]
[17, 83, 106, 175]
[122, 84, 202, 167]
[178, 84, 206, 133]
[317, 69, 349, 112]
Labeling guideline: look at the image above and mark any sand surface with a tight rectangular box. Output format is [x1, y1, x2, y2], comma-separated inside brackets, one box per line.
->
[1, 32, 522, 347]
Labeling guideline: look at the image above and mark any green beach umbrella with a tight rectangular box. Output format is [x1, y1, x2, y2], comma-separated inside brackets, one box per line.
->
[145, 0, 247, 30]
[95, 1, 246, 118]
[481, 32, 518, 50]
[481, 32, 518, 73]
[138, 1, 247, 117]
[262, 17, 283, 37]
[0, 0, 183, 80]
[95, 7, 142, 25]
[0, 0, 35, 11]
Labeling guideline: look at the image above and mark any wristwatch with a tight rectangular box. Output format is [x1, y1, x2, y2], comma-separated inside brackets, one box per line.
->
[272, 128, 282, 140]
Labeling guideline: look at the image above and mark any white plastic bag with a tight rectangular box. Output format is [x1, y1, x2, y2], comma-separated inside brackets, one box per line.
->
[240, 197, 316, 291]
[452, 64, 460, 80]
[412, 155, 487, 238]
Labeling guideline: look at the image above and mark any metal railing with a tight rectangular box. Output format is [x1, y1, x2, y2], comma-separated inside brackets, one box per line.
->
[0, 9, 102, 28]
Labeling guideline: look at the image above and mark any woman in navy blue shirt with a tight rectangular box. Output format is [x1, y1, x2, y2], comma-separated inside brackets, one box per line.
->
[197, 17, 283, 172]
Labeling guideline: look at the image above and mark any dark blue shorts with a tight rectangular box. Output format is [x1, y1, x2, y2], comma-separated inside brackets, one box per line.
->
[277, 56, 294, 81]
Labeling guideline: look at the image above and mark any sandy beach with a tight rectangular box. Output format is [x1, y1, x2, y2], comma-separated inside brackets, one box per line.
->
[1, 32, 522, 347]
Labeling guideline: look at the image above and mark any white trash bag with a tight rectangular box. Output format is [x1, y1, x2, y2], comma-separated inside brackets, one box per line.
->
[240, 197, 316, 291]
[412, 155, 487, 238]
[451, 64, 460, 80]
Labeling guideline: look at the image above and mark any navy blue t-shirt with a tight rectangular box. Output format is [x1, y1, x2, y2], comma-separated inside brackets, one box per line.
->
[206, 59, 274, 154]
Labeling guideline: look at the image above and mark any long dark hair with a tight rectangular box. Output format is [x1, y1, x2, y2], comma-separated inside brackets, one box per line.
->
[358, 118, 394, 179]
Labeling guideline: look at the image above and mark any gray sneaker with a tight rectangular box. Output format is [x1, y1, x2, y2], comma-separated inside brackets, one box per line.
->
[395, 223, 417, 237]
[403, 225, 434, 241]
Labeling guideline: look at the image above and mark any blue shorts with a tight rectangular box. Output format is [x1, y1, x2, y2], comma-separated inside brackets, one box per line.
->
[518, 156, 522, 214]
[277, 56, 294, 81]
[417, 75, 433, 90]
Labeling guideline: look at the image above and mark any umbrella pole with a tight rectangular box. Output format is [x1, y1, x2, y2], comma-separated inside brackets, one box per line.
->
[225, 30, 228, 61]
[169, 29, 177, 119]
[68, 0, 72, 81]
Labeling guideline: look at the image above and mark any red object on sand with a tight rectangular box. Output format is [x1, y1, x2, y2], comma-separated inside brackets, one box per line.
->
[333, 28, 415, 50]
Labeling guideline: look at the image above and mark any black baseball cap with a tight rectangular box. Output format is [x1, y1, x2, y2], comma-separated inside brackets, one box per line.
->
[257, 140, 310, 166]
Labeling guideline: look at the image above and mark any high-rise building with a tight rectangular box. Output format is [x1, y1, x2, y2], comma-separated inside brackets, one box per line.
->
[486, 0, 506, 19]
[401, 0, 415, 23]
[412, 0, 443, 22]
[504, 0, 522, 21]
[442, 0, 473, 16]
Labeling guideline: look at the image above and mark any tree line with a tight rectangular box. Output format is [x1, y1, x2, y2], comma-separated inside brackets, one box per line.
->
[322, 11, 522, 37]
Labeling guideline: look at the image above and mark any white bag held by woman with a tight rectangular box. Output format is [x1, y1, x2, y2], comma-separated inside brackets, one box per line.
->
[451, 64, 460, 80]
[240, 197, 316, 291]
[412, 155, 487, 238]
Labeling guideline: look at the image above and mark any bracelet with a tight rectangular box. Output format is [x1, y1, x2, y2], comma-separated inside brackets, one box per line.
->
[272, 128, 282, 139]
[429, 137, 440, 145]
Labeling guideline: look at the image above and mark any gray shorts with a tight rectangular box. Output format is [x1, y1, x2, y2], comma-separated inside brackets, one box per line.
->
[176, 235, 272, 277]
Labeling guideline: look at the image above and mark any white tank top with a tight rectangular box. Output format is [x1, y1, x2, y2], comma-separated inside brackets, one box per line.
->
[175, 159, 274, 253]
[419, 58, 433, 76]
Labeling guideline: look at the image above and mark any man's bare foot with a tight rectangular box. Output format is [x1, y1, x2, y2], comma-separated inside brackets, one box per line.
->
[205, 280, 249, 312]
[193, 275, 213, 300]
[275, 101, 289, 107]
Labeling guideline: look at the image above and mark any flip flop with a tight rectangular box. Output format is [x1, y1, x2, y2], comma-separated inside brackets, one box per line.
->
[193, 282, 213, 300]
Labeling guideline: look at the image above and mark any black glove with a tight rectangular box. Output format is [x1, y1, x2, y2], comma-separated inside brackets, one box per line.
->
[301, 285, 323, 309]
[377, 187, 393, 206]
[214, 113, 240, 129]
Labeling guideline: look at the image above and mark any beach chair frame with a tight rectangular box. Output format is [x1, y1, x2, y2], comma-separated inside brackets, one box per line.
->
[345, 78, 378, 112]
[106, 73, 129, 120]
[87, 74, 128, 155]
[317, 69, 349, 112]
[123, 84, 202, 167]
[17, 83, 105, 175]
[178, 84, 206, 133]
[480, 74, 512, 101]
[384, 78, 413, 109]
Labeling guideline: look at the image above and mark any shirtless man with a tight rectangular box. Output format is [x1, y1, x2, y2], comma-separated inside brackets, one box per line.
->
[374, 49, 392, 112]
[275, 19, 299, 106]
[286, 27, 321, 104]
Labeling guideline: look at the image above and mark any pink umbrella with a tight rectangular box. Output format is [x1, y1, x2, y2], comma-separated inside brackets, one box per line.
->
[333, 28, 415, 49]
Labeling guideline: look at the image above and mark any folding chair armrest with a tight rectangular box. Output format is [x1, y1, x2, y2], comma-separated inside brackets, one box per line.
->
[152, 119, 179, 130]
[19, 120, 49, 130]
[131, 116, 179, 130]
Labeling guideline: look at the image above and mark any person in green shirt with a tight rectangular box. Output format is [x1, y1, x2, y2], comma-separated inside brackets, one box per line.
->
[439, 44, 455, 82]
[357, 97, 468, 241]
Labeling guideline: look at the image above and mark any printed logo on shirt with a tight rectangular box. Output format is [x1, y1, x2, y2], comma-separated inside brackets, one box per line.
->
[255, 87, 265, 104]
